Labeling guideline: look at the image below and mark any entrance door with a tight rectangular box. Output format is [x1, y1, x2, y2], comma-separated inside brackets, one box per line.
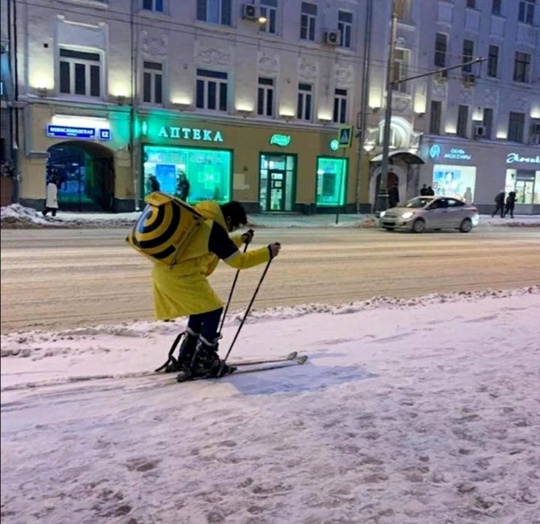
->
[268, 170, 286, 211]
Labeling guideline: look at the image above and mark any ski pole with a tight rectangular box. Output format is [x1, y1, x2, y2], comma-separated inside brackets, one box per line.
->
[222, 256, 273, 365]
[218, 229, 253, 333]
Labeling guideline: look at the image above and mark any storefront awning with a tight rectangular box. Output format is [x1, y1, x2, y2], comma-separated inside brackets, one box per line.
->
[370, 150, 425, 165]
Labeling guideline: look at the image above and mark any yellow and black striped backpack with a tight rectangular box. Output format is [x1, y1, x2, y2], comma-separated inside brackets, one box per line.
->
[126, 191, 204, 267]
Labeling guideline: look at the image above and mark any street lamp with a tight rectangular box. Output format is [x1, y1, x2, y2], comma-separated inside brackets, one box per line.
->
[375, 2, 398, 214]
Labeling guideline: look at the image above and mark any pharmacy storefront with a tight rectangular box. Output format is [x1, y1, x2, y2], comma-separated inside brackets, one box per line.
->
[139, 115, 356, 213]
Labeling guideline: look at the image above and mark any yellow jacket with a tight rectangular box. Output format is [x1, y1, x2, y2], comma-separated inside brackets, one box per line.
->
[152, 201, 271, 320]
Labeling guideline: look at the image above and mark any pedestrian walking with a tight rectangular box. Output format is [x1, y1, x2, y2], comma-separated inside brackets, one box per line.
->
[177, 172, 190, 201]
[388, 183, 400, 208]
[503, 191, 516, 218]
[420, 184, 428, 196]
[426, 186, 435, 196]
[42, 170, 60, 217]
[492, 191, 505, 218]
[148, 175, 160, 192]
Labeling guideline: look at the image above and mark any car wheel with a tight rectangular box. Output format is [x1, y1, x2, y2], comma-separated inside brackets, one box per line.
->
[412, 219, 426, 233]
[383, 227, 395, 231]
[459, 218, 472, 233]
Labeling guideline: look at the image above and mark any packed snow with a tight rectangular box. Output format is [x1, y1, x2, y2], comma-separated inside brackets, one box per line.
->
[2, 202, 540, 229]
[1, 286, 539, 523]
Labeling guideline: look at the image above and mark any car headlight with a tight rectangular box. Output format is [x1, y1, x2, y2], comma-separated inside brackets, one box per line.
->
[380, 211, 386, 218]
[401, 211, 414, 219]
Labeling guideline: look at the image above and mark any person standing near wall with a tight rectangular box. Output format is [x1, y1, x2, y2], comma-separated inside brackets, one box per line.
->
[42, 169, 60, 217]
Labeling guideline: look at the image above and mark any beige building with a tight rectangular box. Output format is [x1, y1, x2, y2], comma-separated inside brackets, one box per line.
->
[4, 0, 540, 213]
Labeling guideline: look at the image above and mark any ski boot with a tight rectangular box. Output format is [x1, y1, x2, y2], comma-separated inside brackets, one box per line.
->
[189, 337, 236, 378]
[165, 327, 199, 372]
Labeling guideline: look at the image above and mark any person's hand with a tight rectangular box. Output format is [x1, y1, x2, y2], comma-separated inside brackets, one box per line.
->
[241, 229, 254, 245]
[268, 242, 281, 259]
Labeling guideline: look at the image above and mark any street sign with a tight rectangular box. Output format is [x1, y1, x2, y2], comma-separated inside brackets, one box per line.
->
[337, 125, 353, 148]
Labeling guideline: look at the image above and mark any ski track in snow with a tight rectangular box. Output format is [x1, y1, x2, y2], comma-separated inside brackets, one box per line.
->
[1, 289, 540, 523]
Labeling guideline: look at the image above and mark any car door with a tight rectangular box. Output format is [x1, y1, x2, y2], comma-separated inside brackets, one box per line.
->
[446, 198, 466, 227]
[425, 198, 448, 229]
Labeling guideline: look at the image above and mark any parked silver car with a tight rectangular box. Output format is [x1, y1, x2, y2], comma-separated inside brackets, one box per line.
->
[379, 196, 480, 233]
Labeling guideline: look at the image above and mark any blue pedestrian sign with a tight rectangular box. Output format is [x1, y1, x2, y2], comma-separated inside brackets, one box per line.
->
[337, 126, 353, 148]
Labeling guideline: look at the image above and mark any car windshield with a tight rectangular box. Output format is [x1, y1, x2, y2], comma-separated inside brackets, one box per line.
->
[404, 197, 434, 209]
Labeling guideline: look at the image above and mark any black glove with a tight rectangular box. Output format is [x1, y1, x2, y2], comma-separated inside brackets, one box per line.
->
[242, 229, 254, 245]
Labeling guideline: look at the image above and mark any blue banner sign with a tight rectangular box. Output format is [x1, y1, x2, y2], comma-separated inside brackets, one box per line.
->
[46, 125, 112, 141]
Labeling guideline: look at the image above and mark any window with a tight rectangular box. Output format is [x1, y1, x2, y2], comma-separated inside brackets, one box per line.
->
[297, 83, 312, 121]
[513, 52, 531, 82]
[430, 100, 442, 135]
[143, 0, 163, 12]
[492, 0, 502, 15]
[196, 69, 228, 112]
[462, 39, 474, 72]
[488, 45, 499, 77]
[483, 108, 493, 139]
[434, 33, 447, 68]
[392, 49, 409, 92]
[394, 0, 411, 20]
[143, 61, 163, 104]
[467, 0, 476, 8]
[518, 0, 535, 24]
[457, 105, 469, 138]
[257, 77, 274, 117]
[59, 48, 101, 97]
[300, 2, 317, 41]
[338, 10, 352, 48]
[260, 0, 278, 34]
[316, 157, 348, 207]
[333, 89, 347, 124]
[196, 0, 231, 25]
[508, 112, 525, 142]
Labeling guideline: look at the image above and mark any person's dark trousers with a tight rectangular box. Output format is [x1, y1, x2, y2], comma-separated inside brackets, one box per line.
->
[187, 308, 224, 345]
[42, 208, 57, 217]
[492, 205, 504, 218]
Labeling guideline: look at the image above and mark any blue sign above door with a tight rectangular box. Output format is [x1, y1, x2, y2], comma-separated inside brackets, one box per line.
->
[46, 125, 112, 141]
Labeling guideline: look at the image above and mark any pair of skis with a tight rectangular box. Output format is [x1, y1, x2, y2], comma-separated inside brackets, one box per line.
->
[176, 351, 308, 383]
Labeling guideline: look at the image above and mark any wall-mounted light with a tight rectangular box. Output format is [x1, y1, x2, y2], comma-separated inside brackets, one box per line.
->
[173, 102, 191, 112]
[370, 106, 381, 113]
[258, 15, 267, 24]
[36, 87, 48, 97]
[115, 95, 126, 106]
[415, 112, 425, 118]
[237, 108, 253, 117]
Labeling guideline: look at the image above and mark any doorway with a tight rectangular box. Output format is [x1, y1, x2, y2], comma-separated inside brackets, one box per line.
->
[259, 154, 296, 212]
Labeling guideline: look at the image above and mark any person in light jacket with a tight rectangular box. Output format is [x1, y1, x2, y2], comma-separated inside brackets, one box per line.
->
[42, 171, 60, 217]
[152, 200, 281, 377]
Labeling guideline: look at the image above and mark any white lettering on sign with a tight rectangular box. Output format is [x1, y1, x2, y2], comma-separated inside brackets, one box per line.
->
[444, 148, 472, 160]
[157, 126, 224, 142]
[506, 152, 540, 165]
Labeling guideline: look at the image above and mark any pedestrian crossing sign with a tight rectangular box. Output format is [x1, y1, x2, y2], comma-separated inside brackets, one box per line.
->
[337, 126, 353, 148]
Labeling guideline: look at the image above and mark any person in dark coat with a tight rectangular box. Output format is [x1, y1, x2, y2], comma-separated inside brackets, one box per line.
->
[148, 175, 160, 192]
[388, 183, 400, 208]
[426, 186, 435, 196]
[420, 184, 428, 196]
[503, 191, 516, 219]
[177, 172, 190, 202]
[492, 191, 505, 218]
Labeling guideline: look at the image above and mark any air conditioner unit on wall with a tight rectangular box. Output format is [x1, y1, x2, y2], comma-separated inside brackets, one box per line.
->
[323, 30, 340, 46]
[241, 3, 258, 20]
[531, 123, 540, 134]
[462, 73, 476, 85]
[474, 124, 486, 138]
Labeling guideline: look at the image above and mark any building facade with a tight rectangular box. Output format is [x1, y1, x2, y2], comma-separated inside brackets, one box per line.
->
[5, 0, 540, 214]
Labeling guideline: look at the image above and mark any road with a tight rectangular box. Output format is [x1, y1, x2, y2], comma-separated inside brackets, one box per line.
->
[1, 227, 539, 333]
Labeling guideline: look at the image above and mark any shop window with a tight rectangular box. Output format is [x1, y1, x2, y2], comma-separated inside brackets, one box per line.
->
[513, 52, 531, 83]
[333, 89, 347, 124]
[432, 164, 477, 202]
[297, 83, 313, 121]
[429, 100, 442, 135]
[518, 0, 535, 24]
[59, 48, 101, 97]
[316, 157, 347, 207]
[300, 2, 317, 41]
[488, 45, 499, 77]
[462, 39, 474, 72]
[196, 0, 231, 25]
[260, 0, 278, 34]
[143, 61, 163, 104]
[506, 169, 538, 204]
[392, 49, 409, 92]
[196, 69, 228, 112]
[338, 10, 352, 48]
[257, 77, 274, 117]
[143, 0, 163, 11]
[142, 145, 231, 203]
[508, 112, 525, 142]
[457, 105, 469, 138]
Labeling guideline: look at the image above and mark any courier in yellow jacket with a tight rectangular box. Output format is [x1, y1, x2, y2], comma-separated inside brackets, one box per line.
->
[153, 200, 281, 376]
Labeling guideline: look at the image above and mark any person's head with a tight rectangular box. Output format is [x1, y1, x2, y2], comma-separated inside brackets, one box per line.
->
[220, 201, 248, 232]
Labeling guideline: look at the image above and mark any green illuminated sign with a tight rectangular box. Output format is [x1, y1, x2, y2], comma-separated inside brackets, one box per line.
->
[330, 139, 339, 151]
[270, 134, 291, 147]
[140, 120, 224, 142]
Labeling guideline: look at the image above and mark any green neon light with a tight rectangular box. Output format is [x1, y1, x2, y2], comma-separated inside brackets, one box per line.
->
[330, 139, 339, 151]
[270, 134, 291, 147]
